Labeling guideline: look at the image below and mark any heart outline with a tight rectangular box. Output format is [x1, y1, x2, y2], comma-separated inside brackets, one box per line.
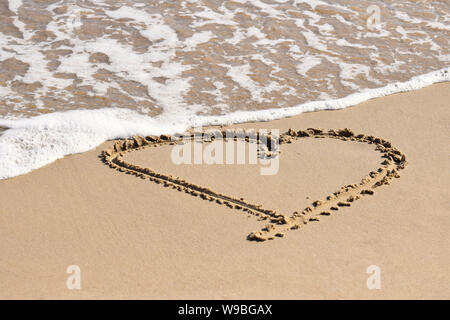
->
[101, 128, 407, 241]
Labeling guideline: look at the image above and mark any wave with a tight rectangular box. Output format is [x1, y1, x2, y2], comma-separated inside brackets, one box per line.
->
[0, 67, 448, 180]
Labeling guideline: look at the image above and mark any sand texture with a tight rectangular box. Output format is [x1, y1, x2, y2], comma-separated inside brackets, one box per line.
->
[0, 83, 448, 299]
[103, 128, 407, 241]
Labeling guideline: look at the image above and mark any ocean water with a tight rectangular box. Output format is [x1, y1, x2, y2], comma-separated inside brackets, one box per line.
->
[0, 0, 448, 179]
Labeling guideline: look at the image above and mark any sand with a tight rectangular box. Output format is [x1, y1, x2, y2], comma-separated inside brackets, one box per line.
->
[105, 127, 407, 241]
[0, 82, 448, 299]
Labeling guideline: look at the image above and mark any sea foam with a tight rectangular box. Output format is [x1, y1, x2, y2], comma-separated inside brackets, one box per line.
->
[0, 67, 448, 180]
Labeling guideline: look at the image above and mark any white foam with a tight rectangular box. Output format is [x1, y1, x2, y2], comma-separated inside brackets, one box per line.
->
[199, 67, 449, 125]
[0, 109, 188, 179]
[302, 30, 328, 52]
[220, 63, 282, 103]
[184, 31, 214, 50]
[191, 7, 237, 27]
[293, 0, 328, 10]
[296, 55, 322, 76]
[8, 0, 22, 14]
[1, 0, 447, 119]
[0, 67, 448, 180]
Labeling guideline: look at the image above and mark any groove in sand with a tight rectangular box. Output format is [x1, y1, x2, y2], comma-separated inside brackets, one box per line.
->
[101, 128, 408, 242]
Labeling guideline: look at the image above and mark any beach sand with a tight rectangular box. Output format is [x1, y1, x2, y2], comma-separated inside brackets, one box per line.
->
[0, 82, 448, 299]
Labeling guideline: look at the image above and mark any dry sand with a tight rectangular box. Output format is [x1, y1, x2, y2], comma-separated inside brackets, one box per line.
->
[0, 82, 448, 299]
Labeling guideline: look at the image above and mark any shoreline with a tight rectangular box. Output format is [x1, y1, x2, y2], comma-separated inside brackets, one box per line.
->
[0, 82, 448, 299]
[0, 68, 449, 180]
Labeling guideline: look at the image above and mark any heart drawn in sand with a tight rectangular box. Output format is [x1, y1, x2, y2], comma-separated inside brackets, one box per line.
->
[101, 128, 407, 242]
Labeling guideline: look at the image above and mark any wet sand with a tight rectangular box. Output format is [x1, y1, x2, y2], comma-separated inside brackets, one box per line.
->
[0, 82, 448, 299]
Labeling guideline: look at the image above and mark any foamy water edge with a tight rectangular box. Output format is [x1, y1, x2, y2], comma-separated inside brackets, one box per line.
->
[0, 67, 448, 180]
